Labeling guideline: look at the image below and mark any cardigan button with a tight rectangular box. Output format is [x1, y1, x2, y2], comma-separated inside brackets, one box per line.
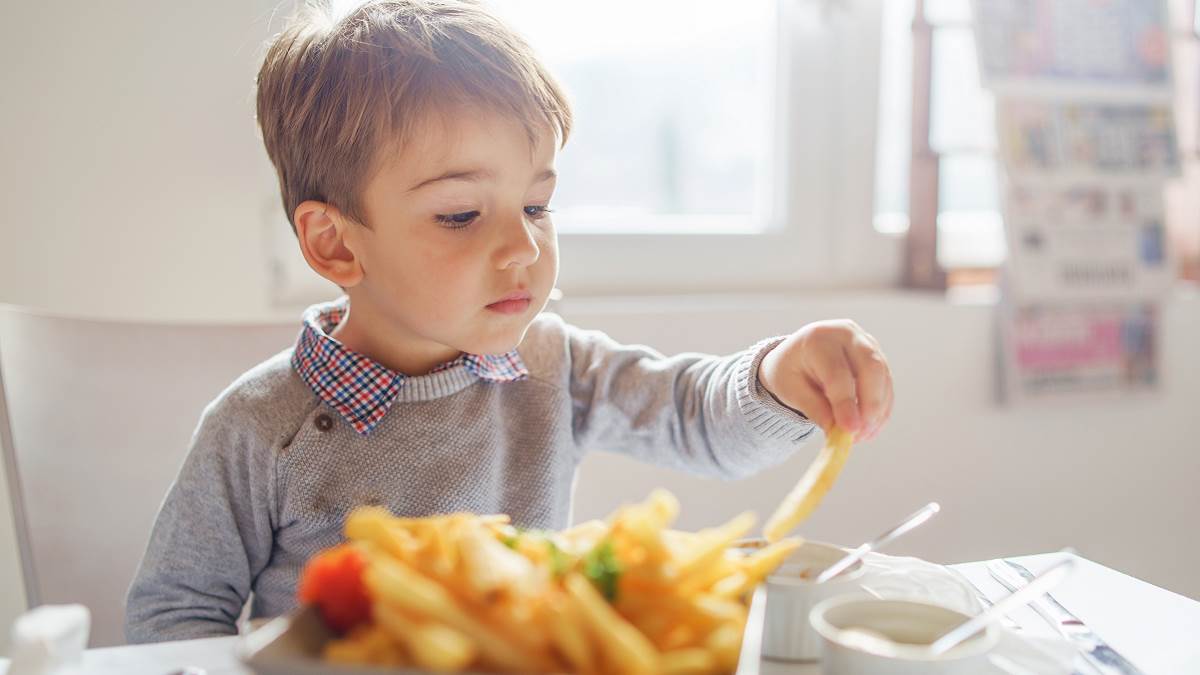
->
[314, 413, 334, 432]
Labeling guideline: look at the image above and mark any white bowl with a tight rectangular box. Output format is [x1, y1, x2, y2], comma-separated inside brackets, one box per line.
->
[760, 540, 867, 662]
[809, 596, 1000, 675]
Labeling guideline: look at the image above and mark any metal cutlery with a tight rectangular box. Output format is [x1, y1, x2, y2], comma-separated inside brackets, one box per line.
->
[988, 558, 1144, 675]
[931, 556, 1075, 656]
[815, 502, 941, 583]
[962, 574, 1022, 630]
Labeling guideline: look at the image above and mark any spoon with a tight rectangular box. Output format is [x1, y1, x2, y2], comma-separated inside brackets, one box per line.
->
[929, 555, 1076, 656]
[815, 502, 941, 583]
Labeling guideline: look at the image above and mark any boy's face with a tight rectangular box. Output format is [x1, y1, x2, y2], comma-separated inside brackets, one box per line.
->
[344, 109, 559, 358]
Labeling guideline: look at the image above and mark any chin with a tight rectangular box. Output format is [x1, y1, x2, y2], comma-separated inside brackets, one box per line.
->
[469, 320, 535, 355]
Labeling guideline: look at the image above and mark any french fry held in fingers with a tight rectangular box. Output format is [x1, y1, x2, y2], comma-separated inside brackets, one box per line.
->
[299, 489, 805, 674]
[762, 426, 855, 542]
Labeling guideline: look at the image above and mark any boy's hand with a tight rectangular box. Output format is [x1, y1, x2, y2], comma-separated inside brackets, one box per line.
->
[757, 320, 893, 442]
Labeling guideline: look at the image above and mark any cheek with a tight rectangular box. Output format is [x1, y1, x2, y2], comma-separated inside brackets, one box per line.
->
[368, 233, 479, 304]
[534, 226, 559, 276]
[407, 252, 480, 302]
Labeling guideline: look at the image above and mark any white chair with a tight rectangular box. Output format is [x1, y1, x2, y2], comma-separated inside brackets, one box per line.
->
[0, 305, 299, 646]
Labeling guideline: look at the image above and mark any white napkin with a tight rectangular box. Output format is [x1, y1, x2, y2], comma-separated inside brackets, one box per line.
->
[853, 552, 1078, 675]
[6, 605, 91, 675]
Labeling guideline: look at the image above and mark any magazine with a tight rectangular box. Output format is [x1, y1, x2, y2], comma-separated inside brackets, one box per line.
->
[996, 99, 1179, 176]
[973, 0, 1171, 90]
[997, 301, 1158, 402]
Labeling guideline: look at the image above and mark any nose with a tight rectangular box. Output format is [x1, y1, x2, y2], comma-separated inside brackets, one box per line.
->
[494, 212, 540, 270]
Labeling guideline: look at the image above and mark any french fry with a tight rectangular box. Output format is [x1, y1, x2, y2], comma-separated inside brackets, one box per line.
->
[646, 488, 681, 524]
[740, 537, 803, 580]
[671, 512, 756, 581]
[616, 590, 713, 643]
[711, 537, 803, 598]
[676, 549, 741, 596]
[612, 489, 678, 565]
[426, 516, 459, 578]
[322, 624, 405, 666]
[660, 647, 721, 675]
[345, 506, 418, 561]
[561, 519, 607, 541]
[763, 426, 854, 542]
[705, 621, 744, 673]
[691, 595, 748, 627]
[545, 595, 596, 675]
[364, 554, 552, 673]
[457, 521, 540, 599]
[564, 573, 659, 675]
[657, 623, 699, 652]
[373, 602, 475, 672]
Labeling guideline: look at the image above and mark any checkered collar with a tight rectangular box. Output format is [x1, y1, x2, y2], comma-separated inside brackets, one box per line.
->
[291, 298, 528, 435]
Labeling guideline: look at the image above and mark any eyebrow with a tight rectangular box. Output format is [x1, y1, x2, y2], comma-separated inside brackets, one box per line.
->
[407, 168, 556, 193]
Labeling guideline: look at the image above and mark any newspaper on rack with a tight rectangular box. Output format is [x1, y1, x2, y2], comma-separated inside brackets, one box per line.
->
[1001, 178, 1176, 302]
[996, 300, 1158, 403]
[973, 0, 1171, 94]
[996, 99, 1179, 178]
[971, 0, 1179, 402]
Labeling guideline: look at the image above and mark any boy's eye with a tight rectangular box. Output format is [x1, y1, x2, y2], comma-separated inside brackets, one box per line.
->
[435, 206, 552, 230]
[525, 205, 553, 219]
[435, 210, 480, 229]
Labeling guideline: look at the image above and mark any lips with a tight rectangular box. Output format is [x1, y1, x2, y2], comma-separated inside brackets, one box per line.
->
[486, 289, 533, 315]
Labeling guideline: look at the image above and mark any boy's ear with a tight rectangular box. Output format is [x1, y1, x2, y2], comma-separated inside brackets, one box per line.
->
[294, 200, 364, 288]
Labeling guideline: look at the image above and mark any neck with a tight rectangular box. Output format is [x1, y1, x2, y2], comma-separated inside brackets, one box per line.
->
[330, 298, 462, 376]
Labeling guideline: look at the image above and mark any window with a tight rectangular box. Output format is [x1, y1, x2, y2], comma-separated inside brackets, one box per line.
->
[488, 0, 776, 235]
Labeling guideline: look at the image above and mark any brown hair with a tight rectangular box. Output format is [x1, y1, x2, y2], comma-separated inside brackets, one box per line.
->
[256, 0, 573, 231]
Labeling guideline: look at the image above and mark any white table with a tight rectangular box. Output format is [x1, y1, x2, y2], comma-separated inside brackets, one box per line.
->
[3, 554, 1197, 675]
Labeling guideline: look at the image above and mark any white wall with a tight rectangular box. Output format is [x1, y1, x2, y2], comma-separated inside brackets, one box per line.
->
[0, 0, 296, 648]
[0, 452, 27, 655]
[0, 1, 284, 322]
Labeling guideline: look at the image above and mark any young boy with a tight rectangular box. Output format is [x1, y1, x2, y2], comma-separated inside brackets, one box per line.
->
[126, 0, 893, 643]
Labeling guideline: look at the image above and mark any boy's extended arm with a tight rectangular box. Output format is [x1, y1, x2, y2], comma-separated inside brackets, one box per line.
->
[564, 323, 816, 478]
[125, 405, 276, 644]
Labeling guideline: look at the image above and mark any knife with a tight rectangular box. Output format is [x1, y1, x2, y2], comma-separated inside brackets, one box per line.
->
[987, 559, 1145, 675]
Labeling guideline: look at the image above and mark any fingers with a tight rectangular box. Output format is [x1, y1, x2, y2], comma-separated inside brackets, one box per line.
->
[846, 339, 892, 441]
[858, 382, 893, 442]
[761, 320, 894, 441]
[782, 375, 835, 432]
[809, 346, 862, 434]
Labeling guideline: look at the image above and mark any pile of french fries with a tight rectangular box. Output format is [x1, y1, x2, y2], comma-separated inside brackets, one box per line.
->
[313, 428, 857, 673]
[320, 489, 802, 674]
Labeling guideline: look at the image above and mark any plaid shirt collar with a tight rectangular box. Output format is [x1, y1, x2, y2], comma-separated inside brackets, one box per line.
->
[291, 298, 528, 435]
